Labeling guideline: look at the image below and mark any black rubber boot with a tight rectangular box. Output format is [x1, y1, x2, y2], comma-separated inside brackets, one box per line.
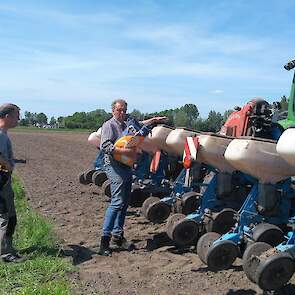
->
[111, 234, 135, 251]
[99, 236, 111, 256]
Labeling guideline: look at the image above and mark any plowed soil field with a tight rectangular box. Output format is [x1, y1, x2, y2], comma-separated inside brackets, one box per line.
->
[10, 130, 295, 295]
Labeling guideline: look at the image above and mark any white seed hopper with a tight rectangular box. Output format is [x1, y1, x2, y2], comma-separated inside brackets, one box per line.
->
[166, 127, 199, 156]
[197, 133, 235, 173]
[147, 125, 175, 153]
[276, 128, 295, 168]
[88, 125, 171, 154]
[88, 127, 102, 147]
[224, 137, 295, 184]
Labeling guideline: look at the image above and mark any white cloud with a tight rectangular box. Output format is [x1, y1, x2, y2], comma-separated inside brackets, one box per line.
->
[210, 89, 224, 94]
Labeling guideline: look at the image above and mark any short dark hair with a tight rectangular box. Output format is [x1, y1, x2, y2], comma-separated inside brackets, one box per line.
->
[0, 103, 20, 118]
[111, 99, 127, 111]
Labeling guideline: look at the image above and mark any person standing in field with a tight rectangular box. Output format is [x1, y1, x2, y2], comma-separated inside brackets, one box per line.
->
[99, 99, 166, 256]
[0, 103, 24, 262]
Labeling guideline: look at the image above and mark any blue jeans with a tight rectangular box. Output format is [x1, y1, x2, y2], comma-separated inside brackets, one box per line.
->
[102, 160, 132, 237]
[93, 150, 104, 170]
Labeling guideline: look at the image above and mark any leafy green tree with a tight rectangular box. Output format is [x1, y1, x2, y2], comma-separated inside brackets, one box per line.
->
[129, 109, 145, 121]
[64, 109, 110, 129]
[49, 116, 57, 126]
[194, 118, 206, 131]
[180, 104, 199, 123]
[36, 113, 48, 125]
[174, 110, 189, 127]
[24, 111, 37, 125]
[20, 102, 228, 131]
[202, 111, 224, 132]
[19, 118, 29, 126]
[57, 116, 65, 128]
[87, 109, 110, 129]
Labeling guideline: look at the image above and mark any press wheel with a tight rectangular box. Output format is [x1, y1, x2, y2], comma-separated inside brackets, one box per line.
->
[92, 170, 107, 186]
[242, 242, 272, 283]
[142, 197, 171, 223]
[256, 252, 294, 291]
[197, 232, 221, 264]
[166, 213, 186, 240]
[205, 208, 237, 234]
[101, 179, 111, 198]
[206, 240, 239, 271]
[142, 197, 161, 217]
[84, 169, 96, 184]
[180, 192, 201, 215]
[129, 185, 149, 208]
[78, 172, 88, 185]
[253, 223, 284, 246]
[168, 217, 199, 246]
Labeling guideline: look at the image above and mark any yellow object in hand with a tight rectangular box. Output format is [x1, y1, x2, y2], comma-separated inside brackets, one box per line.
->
[113, 135, 145, 166]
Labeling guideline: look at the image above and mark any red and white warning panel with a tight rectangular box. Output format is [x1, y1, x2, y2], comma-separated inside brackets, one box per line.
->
[183, 136, 200, 169]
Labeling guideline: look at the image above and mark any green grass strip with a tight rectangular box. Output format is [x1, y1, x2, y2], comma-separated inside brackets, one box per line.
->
[0, 177, 75, 295]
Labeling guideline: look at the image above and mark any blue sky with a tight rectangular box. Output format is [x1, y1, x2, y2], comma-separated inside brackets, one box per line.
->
[0, 0, 294, 119]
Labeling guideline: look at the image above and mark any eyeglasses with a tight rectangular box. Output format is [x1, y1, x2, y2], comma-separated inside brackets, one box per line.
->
[114, 108, 127, 113]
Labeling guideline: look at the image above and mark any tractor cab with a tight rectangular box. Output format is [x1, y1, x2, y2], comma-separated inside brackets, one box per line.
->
[220, 98, 280, 139]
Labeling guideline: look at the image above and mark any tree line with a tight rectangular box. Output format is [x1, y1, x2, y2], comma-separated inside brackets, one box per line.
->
[19, 96, 288, 133]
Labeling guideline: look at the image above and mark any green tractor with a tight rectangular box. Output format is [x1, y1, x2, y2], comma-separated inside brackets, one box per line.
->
[278, 59, 295, 129]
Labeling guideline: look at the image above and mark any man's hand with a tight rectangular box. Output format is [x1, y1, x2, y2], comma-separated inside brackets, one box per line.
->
[116, 146, 142, 156]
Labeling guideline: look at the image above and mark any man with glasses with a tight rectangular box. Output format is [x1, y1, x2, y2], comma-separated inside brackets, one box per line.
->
[99, 99, 166, 256]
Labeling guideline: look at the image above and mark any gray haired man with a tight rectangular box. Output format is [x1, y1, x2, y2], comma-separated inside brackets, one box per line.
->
[99, 99, 166, 255]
